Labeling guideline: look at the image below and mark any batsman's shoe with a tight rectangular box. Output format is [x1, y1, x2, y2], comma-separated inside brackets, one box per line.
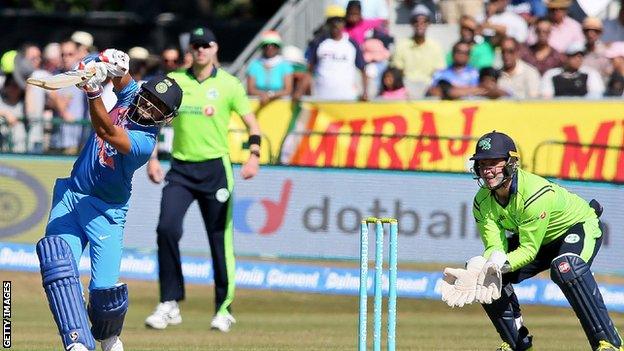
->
[595, 340, 621, 351]
[101, 336, 123, 351]
[144, 301, 182, 330]
[210, 312, 236, 332]
[67, 343, 89, 351]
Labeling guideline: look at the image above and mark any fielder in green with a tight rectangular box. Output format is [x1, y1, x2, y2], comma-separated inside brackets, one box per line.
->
[144, 27, 261, 332]
[440, 131, 622, 351]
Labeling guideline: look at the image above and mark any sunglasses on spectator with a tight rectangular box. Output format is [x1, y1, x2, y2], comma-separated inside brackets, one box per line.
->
[501, 48, 516, 54]
[163, 58, 178, 63]
[261, 43, 280, 48]
[454, 50, 470, 55]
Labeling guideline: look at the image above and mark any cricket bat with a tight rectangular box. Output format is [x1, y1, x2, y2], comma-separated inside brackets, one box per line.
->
[26, 69, 95, 90]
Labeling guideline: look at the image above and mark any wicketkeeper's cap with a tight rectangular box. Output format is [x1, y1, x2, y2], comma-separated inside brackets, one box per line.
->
[470, 131, 519, 160]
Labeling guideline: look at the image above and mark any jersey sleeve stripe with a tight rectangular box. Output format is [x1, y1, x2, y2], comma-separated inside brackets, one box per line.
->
[524, 185, 552, 204]
[523, 187, 554, 210]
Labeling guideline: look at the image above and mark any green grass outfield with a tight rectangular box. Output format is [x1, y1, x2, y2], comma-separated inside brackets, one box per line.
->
[4, 270, 624, 351]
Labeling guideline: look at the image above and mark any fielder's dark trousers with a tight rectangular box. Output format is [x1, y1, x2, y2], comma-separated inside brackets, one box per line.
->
[156, 157, 234, 314]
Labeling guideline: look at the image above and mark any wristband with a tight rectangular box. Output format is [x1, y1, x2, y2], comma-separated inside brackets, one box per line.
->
[86, 87, 103, 100]
[248, 134, 261, 147]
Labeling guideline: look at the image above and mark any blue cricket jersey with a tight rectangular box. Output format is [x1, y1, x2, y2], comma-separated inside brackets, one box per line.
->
[69, 79, 159, 204]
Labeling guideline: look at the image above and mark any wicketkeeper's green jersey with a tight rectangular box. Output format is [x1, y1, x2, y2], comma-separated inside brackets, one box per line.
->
[168, 67, 251, 162]
[472, 168, 601, 271]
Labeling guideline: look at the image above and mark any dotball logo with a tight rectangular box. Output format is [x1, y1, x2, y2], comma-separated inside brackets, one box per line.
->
[234, 180, 292, 235]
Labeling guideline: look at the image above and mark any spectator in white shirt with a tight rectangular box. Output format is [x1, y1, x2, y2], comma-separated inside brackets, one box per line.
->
[308, 9, 368, 100]
[480, 0, 528, 43]
[498, 37, 541, 98]
[540, 41, 604, 98]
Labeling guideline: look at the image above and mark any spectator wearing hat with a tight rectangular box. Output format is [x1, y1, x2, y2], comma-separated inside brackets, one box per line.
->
[438, 0, 484, 24]
[519, 17, 566, 75]
[446, 15, 495, 69]
[43, 43, 62, 74]
[282, 45, 312, 103]
[480, 0, 528, 43]
[527, 0, 583, 53]
[70, 31, 94, 60]
[602, 3, 624, 44]
[345, 0, 391, 48]
[497, 37, 541, 98]
[582, 17, 611, 82]
[308, 9, 368, 100]
[128, 46, 151, 82]
[391, 5, 445, 97]
[246, 31, 293, 107]
[540, 41, 604, 98]
[47, 39, 88, 155]
[604, 42, 624, 96]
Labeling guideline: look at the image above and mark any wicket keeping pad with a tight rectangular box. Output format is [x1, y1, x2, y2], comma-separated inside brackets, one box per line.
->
[551, 253, 622, 348]
[36, 236, 96, 350]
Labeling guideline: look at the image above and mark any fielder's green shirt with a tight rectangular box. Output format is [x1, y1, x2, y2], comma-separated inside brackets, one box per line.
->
[472, 168, 600, 271]
[168, 67, 251, 161]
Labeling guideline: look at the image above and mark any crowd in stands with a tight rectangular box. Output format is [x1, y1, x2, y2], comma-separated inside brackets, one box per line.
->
[246, 0, 624, 102]
[0, 31, 189, 154]
[2, 0, 624, 154]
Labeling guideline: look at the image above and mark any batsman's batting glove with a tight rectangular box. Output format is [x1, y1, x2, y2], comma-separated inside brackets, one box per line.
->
[99, 48, 129, 77]
[76, 61, 107, 98]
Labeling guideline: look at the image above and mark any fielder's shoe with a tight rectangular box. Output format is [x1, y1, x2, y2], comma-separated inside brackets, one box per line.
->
[67, 343, 89, 351]
[210, 312, 236, 332]
[145, 300, 182, 329]
[101, 336, 123, 351]
[595, 340, 621, 351]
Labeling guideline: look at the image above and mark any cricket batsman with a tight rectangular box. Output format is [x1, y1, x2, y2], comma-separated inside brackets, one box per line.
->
[35, 48, 182, 351]
[439, 131, 622, 351]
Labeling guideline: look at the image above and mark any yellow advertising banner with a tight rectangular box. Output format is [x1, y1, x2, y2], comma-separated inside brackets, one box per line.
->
[285, 100, 624, 182]
[227, 99, 296, 164]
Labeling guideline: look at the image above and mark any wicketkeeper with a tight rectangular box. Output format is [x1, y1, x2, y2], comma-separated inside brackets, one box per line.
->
[36, 49, 182, 351]
[440, 131, 622, 351]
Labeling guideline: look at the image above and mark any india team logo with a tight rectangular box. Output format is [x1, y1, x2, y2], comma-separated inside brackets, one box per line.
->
[478, 138, 492, 150]
[155, 82, 168, 93]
